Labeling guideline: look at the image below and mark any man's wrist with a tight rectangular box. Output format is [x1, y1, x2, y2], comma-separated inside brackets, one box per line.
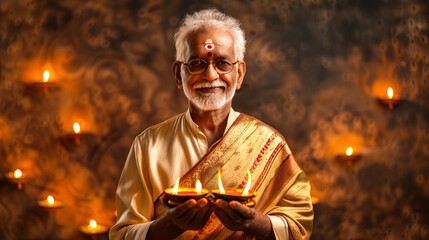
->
[147, 215, 185, 240]
[245, 214, 275, 240]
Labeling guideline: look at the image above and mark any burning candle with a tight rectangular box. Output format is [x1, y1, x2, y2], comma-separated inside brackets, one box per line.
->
[6, 169, 29, 189]
[164, 177, 209, 207]
[379, 86, 402, 110]
[80, 219, 108, 235]
[212, 169, 256, 206]
[38, 195, 65, 209]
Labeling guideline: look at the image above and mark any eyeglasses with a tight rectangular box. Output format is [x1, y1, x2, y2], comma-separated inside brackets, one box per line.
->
[182, 59, 238, 74]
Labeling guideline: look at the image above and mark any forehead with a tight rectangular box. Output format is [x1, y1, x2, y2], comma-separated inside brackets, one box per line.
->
[186, 29, 235, 59]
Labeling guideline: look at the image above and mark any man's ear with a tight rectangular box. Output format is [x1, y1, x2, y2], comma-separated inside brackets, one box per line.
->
[235, 61, 246, 90]
[172, 61, 183, 90]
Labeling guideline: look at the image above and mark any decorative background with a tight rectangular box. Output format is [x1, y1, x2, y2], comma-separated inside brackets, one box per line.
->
[1, 0, 428, 239]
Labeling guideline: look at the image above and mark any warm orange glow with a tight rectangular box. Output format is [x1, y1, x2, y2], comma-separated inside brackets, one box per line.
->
[73, 122, 81, 134]
[43, 70, 49, 82]
[47, 195, 54, 205]
[172, 177, 180, 195]
[196, 179, 202, 194]
[346, 147, 353, 156]
[218, 169, 225, 194]
[387, 87, 393, 99]
[89, 220, 97, 229]
[14, 169, 22, 178]
[242, 169, 252, 196]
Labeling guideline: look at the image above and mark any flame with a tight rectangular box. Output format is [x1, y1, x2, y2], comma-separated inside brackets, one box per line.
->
[218, 169, 225, 194]
[242, 169, 252, 196]
[172, 177, 180, 195]
[196, 179, 202, 194]
[89, 220, 97, 229]
[14, 169, 22, 178]
[47, 195, 54, 204]
[73, 122, 81, 134]
[346, 147, 353, 156]
[43, 70, 49, 82]
[387, 87, 393, 99]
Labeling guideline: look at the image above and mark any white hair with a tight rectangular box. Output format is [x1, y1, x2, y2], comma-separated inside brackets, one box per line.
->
[174, 9, 246, 62]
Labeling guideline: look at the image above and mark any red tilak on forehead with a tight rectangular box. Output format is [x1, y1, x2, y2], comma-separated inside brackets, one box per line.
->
[207, 52, 213, 57]
[205, 39, 215, 50]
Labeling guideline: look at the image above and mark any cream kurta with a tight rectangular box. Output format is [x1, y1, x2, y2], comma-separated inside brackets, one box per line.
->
[110, 109, 299, 240]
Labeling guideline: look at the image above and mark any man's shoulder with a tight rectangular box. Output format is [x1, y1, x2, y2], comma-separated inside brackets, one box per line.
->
[239, 113, 286, 140]
[135, 112, 186, 140]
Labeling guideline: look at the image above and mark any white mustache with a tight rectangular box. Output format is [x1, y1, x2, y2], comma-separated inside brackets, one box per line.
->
[194, 81, 227, 89]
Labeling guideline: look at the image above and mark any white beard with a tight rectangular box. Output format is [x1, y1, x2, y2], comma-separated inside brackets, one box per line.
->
[183, 79, 237, 111]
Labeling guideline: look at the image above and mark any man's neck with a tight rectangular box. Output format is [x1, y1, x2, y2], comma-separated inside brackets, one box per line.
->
[189, 103, 231, 147]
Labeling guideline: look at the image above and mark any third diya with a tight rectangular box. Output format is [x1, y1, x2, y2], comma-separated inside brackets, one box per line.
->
[164, 177, 209, 207]
[212, 169, 256, 207]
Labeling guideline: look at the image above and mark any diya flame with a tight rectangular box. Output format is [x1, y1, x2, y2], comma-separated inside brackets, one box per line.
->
[171, 177, 202, 195]
[217, 168, 252, 196]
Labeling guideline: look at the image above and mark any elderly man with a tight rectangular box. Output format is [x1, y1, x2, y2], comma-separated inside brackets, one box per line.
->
[110, 9, 313, 240]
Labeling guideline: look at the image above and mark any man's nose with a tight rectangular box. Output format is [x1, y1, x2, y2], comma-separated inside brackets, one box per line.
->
[202, 62, 219, 81]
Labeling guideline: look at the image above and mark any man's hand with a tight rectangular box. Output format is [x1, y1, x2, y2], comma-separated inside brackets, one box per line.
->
[213, 199, 275, 240]
[147, 198, 213, 240]
[166, 198, 213, 230]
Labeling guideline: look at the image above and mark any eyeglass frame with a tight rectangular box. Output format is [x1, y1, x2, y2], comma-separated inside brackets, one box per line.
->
[180, 58, 240, 75]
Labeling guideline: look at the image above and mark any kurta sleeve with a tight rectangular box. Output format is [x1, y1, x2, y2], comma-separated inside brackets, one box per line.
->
[109, 136, 155, 240]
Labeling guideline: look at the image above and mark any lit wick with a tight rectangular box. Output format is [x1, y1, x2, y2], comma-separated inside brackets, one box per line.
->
[47, 195, 54, 205]
[88, 220, 97, 230]
[14, 169, 22, 178]
[43, 70, 49, 83]
[346, 147, 353, 156]
[242, 169, 251, 196]
[73, 122, 81, 134]
[172, 177, 180, 195]
[218, 169, 225, 194]
[387, 87, 393, 99]
[196, 179, 202, 195]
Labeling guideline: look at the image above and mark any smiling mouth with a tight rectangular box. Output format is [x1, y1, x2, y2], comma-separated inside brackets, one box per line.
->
[195, 86, 225, 93]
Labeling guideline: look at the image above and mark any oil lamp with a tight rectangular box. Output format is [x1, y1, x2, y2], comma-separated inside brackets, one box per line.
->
[26, 70, 57, 93]
[80, 219, 109, 238]
[335, 146, 362, 165]
[6, 169, 29, 189]
[379, 87, 402, 109]
[212, 169, 256, 207]
[38, 195, 65, 209]
[62, 122, 88, 144]
[164, 177, 209, 207]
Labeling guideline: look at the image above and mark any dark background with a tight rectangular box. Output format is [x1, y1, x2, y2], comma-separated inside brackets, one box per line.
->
[1, 0, 428, 239]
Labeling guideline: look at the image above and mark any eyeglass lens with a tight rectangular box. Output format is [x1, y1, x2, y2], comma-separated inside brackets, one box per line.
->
[187, 59, 234, 74]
